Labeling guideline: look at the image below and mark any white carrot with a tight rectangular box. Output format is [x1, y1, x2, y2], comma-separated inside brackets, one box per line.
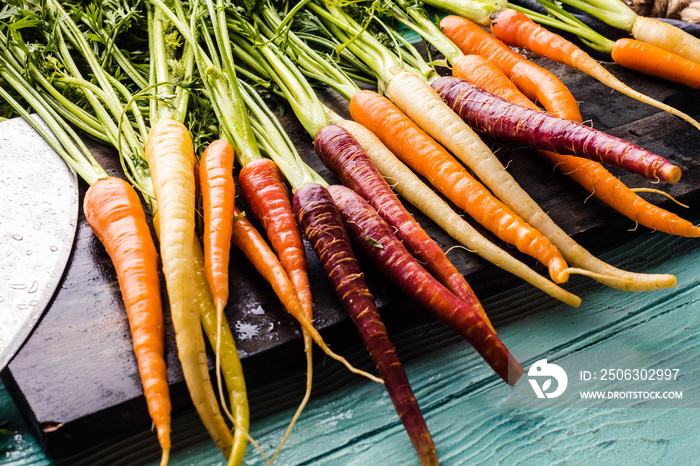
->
[387, 72, 676, 292]
[145, 119, 234, 457]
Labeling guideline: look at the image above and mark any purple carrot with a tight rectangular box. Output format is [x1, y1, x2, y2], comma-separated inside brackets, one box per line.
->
[432, 76, 681, 184]
[293, 183, 438, 465]
[313, 124, 495, 331]
[327, 184, 524, 386]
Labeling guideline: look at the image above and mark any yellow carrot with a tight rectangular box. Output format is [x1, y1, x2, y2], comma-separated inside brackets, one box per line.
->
[146, 119, 233, 457]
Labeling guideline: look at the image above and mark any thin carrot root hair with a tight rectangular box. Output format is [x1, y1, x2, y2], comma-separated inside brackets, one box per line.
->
[445, 244, 477, 254]
[268, 347, 312, 466]
[630, 188, 690, 208]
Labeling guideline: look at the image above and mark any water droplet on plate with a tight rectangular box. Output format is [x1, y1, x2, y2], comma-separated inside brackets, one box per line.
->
[10, 283, 27, 290]
[50, 246, 58, 252]
[28, 281, 38, 293]
[11, 234, 23, 241]
[26, 250, 32, 256]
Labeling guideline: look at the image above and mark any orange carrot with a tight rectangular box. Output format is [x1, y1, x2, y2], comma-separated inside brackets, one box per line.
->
[83, 176, 170, 462]
[631, 16, 700, 65]
[489, 9, 700, 129]
[349, 89, 571, 283]
[611, 38, 700, 89]
[199, 139, 236, 314]
[453, 54, 700, 237]
[440, 15, 582, 122]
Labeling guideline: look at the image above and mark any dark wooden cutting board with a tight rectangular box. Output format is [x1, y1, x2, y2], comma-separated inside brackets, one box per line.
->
[2, 57, 700, 457]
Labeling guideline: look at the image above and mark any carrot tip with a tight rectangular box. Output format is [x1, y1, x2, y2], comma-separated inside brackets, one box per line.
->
[507, 354, 526, 387]
[664, 166, 682, 184]
[160, 448, 170, 466]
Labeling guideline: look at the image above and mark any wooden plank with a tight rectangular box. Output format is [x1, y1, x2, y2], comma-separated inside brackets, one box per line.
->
[2, 55, 700, 459]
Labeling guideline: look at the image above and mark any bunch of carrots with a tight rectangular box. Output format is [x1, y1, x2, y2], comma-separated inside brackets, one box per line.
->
[1, 0, 698, 463]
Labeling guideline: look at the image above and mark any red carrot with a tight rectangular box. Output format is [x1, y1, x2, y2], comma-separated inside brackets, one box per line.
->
[238, 159, 313, 327]
[432, 76, 681, 183]
[238, 157, 316, 461]
[83, 176, 170, 462]
[293, 183, 438, 465]
[313, 124, 495, 331]
[326, 185, 524, 385]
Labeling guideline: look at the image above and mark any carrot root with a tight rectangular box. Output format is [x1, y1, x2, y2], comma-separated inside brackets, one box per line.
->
[490, 9, 700, 131]
[84, 176, 171, 457]
[387, 72, 676, 292]
[349, 86, 571, 284]
[452, 51, 700, 238]
[335, 118, 582, 307]
[432, 75, 682, 184]
[145, 119, 233, 457]
[612, 38, 700, 90]
[440, 14, 582, 122]
[293, 182, 439, 464]
[238, 158, 315, 461]
[632, 16, 700, 65]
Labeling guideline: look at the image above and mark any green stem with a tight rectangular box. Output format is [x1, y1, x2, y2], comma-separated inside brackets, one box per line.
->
[238, 81, 325, 190]
[229, 28, 329, 138]
[390, 0, 464, 65]
[293, 32, 376, 80]
[420, 0, 506, 25]
[254, 4, 362, 100]
[0, 65, 106, 185]
[553, 0, 638, 31]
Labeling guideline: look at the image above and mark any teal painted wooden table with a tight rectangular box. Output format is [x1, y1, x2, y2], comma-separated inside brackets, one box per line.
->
[1, 211, 699, 465]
